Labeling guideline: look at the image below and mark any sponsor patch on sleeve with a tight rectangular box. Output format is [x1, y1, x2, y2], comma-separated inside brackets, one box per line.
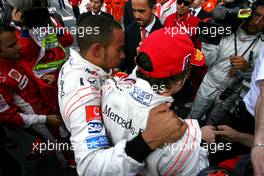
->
[0, 94, 9, 112]
[129, 86, 153, 106]
[85, 106, 102, 122]
[8, 69, 22, 82]
[18, 75, 28, 90]
[86, 135, 109, 150]
[87, 121, 103, 134]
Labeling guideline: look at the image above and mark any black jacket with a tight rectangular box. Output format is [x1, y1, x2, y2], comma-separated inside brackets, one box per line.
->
[120, 16, 163, 73]
[77, 11, 114, 24]
[197, 9, 212, 21]
[123, 0, 134, 29]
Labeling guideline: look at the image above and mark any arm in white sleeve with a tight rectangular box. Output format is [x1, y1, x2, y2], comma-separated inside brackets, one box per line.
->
[19, 113, 46, 128]
[202, 42, 221, 67]
[63, 86, 151, 176]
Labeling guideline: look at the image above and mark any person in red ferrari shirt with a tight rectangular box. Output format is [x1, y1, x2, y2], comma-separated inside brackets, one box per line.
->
[164, 0, 207, 106]
[68, 0, 82, 20]
[0, 24, 62, 135]
[11, 7, 74, 113]
[164, 0, 201, 49]
[0, 23, 77, 168]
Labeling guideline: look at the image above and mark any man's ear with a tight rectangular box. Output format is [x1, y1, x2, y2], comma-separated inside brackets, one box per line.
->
[90, 43, 104, 58]
[160, 88, 169, 94]
[179, 79, 185, 87]
[152, 4, 157, 14]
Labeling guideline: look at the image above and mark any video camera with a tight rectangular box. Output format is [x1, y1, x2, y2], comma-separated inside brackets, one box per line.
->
[197, 0, 257, 45]
[7, 0, 51, 28]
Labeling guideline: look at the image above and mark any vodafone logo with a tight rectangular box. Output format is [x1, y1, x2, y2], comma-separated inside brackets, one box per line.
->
[93, 106, 100, 116]
[86, 106, 102, 122]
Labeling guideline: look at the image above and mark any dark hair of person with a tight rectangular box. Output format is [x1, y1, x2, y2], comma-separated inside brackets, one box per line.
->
[256, 0, 264, 7]
[147, 0, 156, 8]
[251, 0, 264, 11]
[245, 0, 264, 27]
[135, 52, 189, 93]
[0, 23, 15, 50]
[0, 23, 15, 34]
[77, 15, 122, 54]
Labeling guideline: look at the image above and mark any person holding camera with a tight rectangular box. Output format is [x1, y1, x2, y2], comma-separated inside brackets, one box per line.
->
[188, 0, 264, 126]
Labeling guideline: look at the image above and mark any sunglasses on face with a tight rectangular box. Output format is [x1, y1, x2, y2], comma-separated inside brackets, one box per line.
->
[176, 0, 191, 6]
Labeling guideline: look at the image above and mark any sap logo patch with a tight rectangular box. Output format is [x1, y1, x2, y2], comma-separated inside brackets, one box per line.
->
[87, 122, 103, 134]
[8, 69, 22, 82]
[129, 86, 153, 106]
[86, 135, 109, 150]
[18, 76, 28, 90]
[85, 106, 102, 122]
[0, 94, 9, 112]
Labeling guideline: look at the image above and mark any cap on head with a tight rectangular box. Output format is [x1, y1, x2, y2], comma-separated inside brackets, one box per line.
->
[138, 28, 205, 79]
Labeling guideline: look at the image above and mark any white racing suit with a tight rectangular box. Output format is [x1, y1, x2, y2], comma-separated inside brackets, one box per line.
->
[101, 77, 209, 176]
[244, 46, 264, 116]
[58, 49, 145, 176]
[188, 26, 264, 124]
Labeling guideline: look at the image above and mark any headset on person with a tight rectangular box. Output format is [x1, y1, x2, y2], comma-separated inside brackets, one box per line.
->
[197, 0, 262, 45]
